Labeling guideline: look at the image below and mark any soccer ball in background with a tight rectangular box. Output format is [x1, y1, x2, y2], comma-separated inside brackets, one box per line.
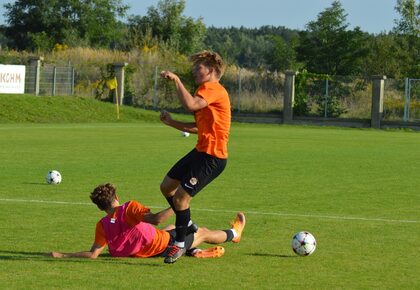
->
[181, 131, 190, 137]
[46, 170, 62, 185]
[292, 231, 317, 256]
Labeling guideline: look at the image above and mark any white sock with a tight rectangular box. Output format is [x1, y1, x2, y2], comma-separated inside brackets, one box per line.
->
[175, 241, 185, 248]
[190, 248, 201, 255]
[231, 229, 238, 238]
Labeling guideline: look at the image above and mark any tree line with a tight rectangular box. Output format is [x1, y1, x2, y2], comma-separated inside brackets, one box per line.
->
[0, 0, 419, 78]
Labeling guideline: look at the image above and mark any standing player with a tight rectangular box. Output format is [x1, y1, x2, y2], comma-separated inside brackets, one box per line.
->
[159, 50, 245, 264]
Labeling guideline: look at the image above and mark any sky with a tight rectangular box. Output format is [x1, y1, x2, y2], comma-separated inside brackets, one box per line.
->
[0, 0, 401, 34]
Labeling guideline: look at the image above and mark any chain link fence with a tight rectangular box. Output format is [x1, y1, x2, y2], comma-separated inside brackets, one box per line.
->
[21, 60, 420, 124]
[40, 66, 74, 96]
[25, 65, 74, 96]
[129, 66, 285, 113]
[223, 69, 284, 114]
[295, 75, 372, 119]
[24, 65, 37, 94]
[383, 78, 405, 121]
[404, 79, 420, 121]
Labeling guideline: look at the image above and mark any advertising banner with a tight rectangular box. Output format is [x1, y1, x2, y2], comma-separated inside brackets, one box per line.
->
[0, 65, 26, 94]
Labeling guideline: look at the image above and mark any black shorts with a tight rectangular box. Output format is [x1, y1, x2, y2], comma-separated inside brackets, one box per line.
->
[167, 148, 227, 196]
[158, 229, 194, 257]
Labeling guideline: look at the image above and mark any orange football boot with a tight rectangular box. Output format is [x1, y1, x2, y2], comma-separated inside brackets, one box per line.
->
[231, 212, 246, 243]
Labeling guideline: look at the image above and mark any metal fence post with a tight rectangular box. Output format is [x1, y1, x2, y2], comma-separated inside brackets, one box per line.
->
[403, 78, 409, 121]
[154, 66, 158, 110]
[71, 67, 75, 95]
[283, 71, 296, 124]
[237, 68, 242, 113]
[324, 78, 329, 118]
[52, 66, 57, 96]
[371, 75, 386, 129]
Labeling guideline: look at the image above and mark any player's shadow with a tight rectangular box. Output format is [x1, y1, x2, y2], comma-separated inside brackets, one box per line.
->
[0, 250, 47, 257]
[246, 252, 297, 258]
[0, 250, 163, 267]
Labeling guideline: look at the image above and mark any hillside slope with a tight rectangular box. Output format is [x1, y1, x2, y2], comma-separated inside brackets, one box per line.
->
[0, 95, 181, 123]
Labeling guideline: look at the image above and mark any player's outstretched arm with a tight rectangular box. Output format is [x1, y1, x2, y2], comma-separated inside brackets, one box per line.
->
[50, 244, 104, 259]
[160, 70, 208, 112]
[143, 207, 174, 225]
[160, 110, 198, 133]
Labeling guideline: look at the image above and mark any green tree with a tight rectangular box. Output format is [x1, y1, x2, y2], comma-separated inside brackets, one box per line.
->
[236, 33, 272, 68]
[127, 0, 206, 55]
[394, 0, 420, 36]
[265, 35, 297, 71]
[204, 26, 298, 69]
[296, 0, 369, 75]
[204, 27, 236, 64]
[3, 0, 128, 51]
[364, 33, 403, 78]
[393, 0, 419, 77]
[0, 25, 11, 49]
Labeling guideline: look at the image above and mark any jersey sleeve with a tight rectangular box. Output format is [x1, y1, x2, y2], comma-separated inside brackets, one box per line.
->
[94, 221, 107, 247]
[124, 200, 151, 226]
[195, 85, 215, 104]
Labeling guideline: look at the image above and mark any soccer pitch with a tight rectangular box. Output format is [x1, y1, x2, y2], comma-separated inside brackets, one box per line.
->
[0, 123, 419, 289]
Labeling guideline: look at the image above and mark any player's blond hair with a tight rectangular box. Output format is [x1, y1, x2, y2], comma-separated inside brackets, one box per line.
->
[90, 183, 116, 211]
[190, 50, 225, 79]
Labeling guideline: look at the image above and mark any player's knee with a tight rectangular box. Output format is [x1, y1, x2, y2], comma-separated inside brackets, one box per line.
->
[160, 181, 173, 197]
[160, 176, 179, 197]
[159, 182, 168, 195]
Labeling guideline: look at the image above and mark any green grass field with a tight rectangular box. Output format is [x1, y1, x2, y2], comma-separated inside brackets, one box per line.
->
[0, 96, 419, 289]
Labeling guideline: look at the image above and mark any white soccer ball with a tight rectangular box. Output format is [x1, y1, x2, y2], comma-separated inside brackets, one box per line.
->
[46, 170, 62, 185]
[292, 231, 316, 256]
[181, 131, 190, 137]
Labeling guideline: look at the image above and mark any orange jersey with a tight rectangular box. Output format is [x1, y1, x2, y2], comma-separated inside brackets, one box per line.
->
[94, 200, 170, 258]
[194, 81, 231, 159]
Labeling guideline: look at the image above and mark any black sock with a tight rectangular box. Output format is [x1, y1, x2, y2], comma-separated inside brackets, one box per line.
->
[166, 196, 176, 211]
[175, 208, 190, 246]
[186, 222, 198, 234]
[223, 229, 234, 242]
[168, 197, 195, 234]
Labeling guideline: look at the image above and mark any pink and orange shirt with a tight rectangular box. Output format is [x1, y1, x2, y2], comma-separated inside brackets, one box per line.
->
[94, 201, 170, 258]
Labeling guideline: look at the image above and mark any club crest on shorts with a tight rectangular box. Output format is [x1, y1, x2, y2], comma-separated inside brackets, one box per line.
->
[189, 177, 198, 186]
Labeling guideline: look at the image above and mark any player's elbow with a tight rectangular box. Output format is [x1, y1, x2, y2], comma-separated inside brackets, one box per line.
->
[184, 98, 206, 112]
[144, 214, 161, 225]
[151, 216, 164, 225]
[183, 103, 197, 112]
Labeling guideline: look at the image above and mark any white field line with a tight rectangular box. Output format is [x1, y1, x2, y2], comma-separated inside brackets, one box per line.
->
[0, 198, 419, 224]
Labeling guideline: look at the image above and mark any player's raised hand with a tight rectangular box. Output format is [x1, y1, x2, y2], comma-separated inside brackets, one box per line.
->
[160, 70, 178, 81]
[160, 110, 173, 125]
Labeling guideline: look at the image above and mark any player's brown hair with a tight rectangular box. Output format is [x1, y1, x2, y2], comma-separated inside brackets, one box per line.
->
[190, 50, 225, 79]
[90, 183, 116, 211]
